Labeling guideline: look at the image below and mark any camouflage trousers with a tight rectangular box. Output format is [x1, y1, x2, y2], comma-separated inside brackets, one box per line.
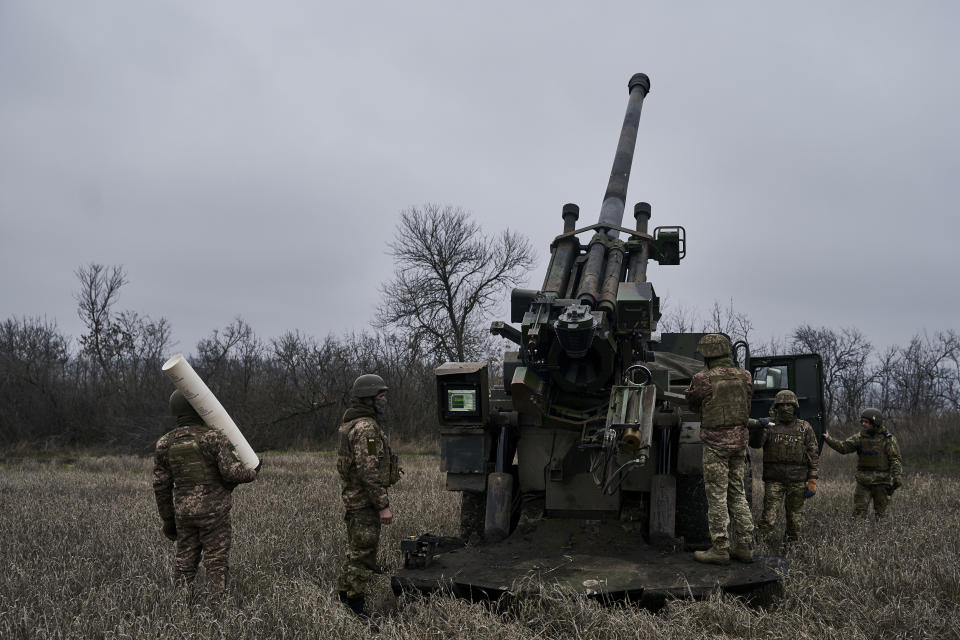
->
[337, 507, 381, 599]
[175, 510, 231, 590]
[854, 482, 891, 518]
[702, 445, 754, 550]
[757, 480, 805, 542]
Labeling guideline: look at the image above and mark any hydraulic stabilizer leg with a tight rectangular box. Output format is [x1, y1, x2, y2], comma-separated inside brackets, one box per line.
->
[650, 426, 676, 543]
[484, 425, 513, 541]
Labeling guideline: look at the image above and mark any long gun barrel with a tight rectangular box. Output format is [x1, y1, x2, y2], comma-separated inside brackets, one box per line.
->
[598, 73, 651, 239]
[577, 73, 651, 309]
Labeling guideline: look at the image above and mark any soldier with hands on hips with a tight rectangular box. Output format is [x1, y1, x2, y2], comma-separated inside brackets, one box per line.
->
[749, 390, 819, 546]
[153, 390, 260, 591]
[684, 333, 756, 565]
[336, 374, 402, 622]
[823, 408, 902, 518]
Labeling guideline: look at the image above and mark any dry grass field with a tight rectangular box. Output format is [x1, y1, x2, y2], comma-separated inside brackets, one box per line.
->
[1, 448, 958, 639]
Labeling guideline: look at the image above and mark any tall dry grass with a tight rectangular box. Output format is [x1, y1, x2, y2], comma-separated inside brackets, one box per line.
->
[1, 450, 958, 639]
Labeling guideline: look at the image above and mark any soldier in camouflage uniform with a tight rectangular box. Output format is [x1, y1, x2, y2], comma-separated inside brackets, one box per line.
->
[823, 408, 902, 518]
[684, 333, 756, 565]
[749, 390, 819, 545]
[336, 373, 401, 621]
[153, 390, 260, 590]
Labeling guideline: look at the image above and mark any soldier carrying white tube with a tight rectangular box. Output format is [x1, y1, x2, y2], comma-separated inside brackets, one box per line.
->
[153, 390, 261, 591]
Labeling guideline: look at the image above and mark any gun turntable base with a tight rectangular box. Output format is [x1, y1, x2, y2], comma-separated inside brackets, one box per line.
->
[392, 519, 785, 610]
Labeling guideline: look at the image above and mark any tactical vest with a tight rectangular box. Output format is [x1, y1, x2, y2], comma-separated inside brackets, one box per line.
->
[857, 431, 891, 471]
[764, 420, 808, 466]
[337, 417, 393, 485]
[336, 419, 358, 477]
[167, 427, 221, 487]
[700, 368, 750, 429]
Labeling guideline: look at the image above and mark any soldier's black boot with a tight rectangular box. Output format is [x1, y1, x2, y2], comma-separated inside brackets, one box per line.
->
[338, 591, 360, 614]
[339, 592, 379, 630]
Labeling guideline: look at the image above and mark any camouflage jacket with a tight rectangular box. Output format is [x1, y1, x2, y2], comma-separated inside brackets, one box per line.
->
[824, 428, 902, 485]
[337, 409, 394, 512]
[751, 418, 819, 482]
[685, 358, 752, 452]
[153, 423, 257, 521]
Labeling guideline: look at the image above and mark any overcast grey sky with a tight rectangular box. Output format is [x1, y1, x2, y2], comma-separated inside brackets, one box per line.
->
[1, 1, 957, 356]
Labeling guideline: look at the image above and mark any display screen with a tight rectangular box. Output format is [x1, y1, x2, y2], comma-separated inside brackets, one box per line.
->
[446, 388, 478, 413]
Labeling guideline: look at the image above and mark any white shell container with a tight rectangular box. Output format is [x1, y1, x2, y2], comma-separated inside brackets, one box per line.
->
[162, 354, 259, 470]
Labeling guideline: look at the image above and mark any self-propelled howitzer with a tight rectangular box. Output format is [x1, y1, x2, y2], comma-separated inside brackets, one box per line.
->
[482, 72, 693, 537]
[393, 73, 822, 608]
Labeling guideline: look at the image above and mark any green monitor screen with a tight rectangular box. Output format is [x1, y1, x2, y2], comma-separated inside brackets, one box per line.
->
[447, 388, 478, 413]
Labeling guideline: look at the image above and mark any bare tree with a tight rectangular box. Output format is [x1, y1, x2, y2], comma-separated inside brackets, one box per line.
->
[881, 331, 960, 417]
[196, 317, 260, 383]
[791, 325, 872, 424]
[0, 317, 70, 392]
[0, 317, 72, 445]
[750, 335, 789, 358]
[658, 297, 752, 345]
[267, 331, 343, 424]
[74, 263, 128, 379]
[657, 295, 700, 334]
[376, 204, 534, 362]
[193, 317, 264, 428]
[943, 330, 960, 411]
[703, 298, 753, 345]
[74, 263, 172, 393]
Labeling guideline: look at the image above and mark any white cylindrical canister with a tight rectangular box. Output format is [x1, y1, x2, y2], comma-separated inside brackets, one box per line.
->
[161, 354, 260, 470]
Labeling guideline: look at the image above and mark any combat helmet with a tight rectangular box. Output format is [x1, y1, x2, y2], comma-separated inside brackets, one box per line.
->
[773, 390, 799, 407]
[860, 407, 883, 428]
[169, 389, 201, 422]
[351, 373, 388, 399]
[697, 333, 731, 359]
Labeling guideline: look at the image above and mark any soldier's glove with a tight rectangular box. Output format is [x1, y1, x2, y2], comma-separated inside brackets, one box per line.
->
[887, 478, 901, 496]
[162, 520, 177, 541]
[804, 478, 818, 499]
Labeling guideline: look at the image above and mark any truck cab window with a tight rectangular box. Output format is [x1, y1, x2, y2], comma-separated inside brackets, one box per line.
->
[753, 366, 790, 391]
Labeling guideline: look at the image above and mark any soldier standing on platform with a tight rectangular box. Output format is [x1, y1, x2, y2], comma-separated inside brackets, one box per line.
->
[685, 333, 756, 565]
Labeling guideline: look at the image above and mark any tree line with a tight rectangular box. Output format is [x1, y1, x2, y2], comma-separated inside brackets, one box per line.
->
[0, 205, 532, 452]
[660, 298, 960, 431]
[0, 310, 441, 452]
[2, 204, 957, 452]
